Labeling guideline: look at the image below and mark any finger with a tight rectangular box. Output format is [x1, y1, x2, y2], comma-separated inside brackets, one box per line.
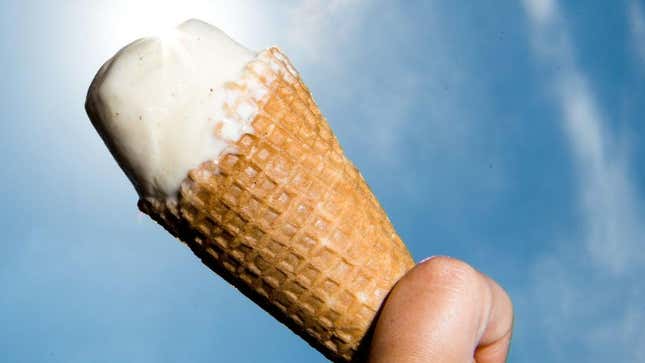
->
[474, 274, 513, 363]
[367, 256, 513, 363]
[367, 256, 487, 362]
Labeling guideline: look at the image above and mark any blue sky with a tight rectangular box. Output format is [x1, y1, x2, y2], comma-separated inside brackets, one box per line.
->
[1, 0, 644, 362]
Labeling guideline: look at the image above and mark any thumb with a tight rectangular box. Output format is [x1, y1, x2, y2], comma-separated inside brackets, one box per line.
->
[367, 256, 513, 363]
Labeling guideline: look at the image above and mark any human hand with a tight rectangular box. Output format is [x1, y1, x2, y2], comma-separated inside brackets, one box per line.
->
[367, 257, 514, 363]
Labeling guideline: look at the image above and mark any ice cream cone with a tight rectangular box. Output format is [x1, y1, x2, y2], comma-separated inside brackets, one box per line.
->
[135, 47, 413, 361]
[86, 21, 414, 362]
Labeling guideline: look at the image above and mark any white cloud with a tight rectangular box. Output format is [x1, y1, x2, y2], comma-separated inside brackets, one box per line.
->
[628, 0, 645, 67]
[522, 0, 645, 360]
[523, 0, 645, 275]
[522, 0, 556, 26]
[285, 0, 366, 61]
[586, 304, 645, 362]
[528, 252, 645, 362]
[558, 73, 644, 274]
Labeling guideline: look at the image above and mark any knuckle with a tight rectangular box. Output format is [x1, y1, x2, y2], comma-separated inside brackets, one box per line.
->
[414, 256, 482, 290]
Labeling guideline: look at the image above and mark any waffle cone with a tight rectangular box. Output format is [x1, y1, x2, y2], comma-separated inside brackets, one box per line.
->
[138, 48, 414, 362]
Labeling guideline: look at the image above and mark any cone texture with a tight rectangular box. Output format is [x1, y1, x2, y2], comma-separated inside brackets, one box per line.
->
[138, 48, 415, 362]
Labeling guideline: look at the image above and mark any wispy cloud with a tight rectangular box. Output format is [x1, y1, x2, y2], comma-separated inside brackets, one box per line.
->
[522, 0, 645, 360]
[523, 0, 644, 275]
[285, 0, 366, 61]
[628, 0, 645, 68]
[523, 0, 556, 26]
[585, 302, 645, 362]
[559, 74, 644, 274]
[528, 251, 645, 361]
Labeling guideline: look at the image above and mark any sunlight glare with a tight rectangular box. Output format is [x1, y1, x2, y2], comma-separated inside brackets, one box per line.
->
[97, 0, 260, 56]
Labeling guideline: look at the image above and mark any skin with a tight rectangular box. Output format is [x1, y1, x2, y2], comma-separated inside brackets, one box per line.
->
[367, 256, 514, 363]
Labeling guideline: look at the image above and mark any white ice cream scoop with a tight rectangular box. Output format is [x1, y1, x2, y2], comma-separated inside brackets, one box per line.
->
[86, 19, 256, 199]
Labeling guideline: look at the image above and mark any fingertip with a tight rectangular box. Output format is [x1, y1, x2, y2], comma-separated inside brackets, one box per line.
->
[368, 256, 491, 362]
[406, 256, 484, 295]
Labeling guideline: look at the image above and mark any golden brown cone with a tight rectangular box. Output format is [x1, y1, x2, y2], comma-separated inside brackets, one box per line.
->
[138, 48, 415, 362]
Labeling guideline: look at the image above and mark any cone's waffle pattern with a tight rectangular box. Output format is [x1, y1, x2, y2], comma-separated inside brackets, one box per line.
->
[138, 48, 415, 362]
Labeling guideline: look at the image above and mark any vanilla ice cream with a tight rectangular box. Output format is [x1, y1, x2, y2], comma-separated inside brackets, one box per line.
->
[86, 19, 259, 198]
